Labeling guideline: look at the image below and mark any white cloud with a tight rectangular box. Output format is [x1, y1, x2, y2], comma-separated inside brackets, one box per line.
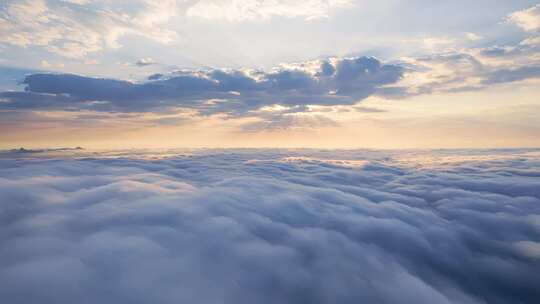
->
[395, 53, 484, 95]
[0, 148, 539, 303]
[465, 32, 482, 41]
[0, 0, 180, 58]
[506, 4, 540, 32]
[186, 0, 352, 22]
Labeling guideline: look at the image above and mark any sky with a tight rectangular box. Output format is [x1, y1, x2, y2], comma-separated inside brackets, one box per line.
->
[0, 0, 540, 149]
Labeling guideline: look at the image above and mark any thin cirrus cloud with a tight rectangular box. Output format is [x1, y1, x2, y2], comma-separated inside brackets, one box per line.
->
[0, 148, 539, 303]
[0, 0, 180, 58]
[185, 0, 352, 21]
[0, 0, 353, 58]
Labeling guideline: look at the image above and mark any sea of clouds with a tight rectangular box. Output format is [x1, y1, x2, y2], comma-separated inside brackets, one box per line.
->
[1, 148, 539, 304]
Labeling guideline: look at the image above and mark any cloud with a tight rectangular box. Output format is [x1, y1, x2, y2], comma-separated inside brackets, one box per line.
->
[148, 73, 164, 80]
[135, 58, 157, 67]
[0, 56, 405, 115]
[0, 148, 539, 303]
[0, 0, 180, 58]
[465, 32, 482, 41]
[185, 0, 352, 22]
[2, 4, 540, 132]
[483, 65, 540, 84]
[2, 43, 540, 127]
[241, 114, 340, 132]
[0, 0, 353, 58]
[395, 36, 540, 96]
[2, 44, 540, 125]
[506, 4, 540, 32]
[396, 53, 485, 95]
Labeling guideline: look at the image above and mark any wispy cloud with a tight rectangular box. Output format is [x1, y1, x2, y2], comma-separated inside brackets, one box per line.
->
[0, 0, 179, 58]
[186, 0, 352, 22]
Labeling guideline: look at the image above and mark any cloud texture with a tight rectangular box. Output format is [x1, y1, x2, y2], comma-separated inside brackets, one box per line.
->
[0, 0, 180, 58]
[0, 56, 404, 115]
[0, 0, 353, 58]
[185, 0, 352, 21]
[0, 148, 539, 304]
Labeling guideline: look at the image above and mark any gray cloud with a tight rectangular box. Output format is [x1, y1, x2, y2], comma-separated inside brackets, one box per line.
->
[3, 44, 540, 122]
[483, 66, 540, 84]
[400, 45, 540, 96]
[0, 56, 405, 115]
[135, 58, 157, 67]
[0, 148, 539, 304]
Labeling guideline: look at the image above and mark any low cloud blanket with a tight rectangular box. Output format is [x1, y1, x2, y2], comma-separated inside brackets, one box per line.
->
[0, 149, 539, 303]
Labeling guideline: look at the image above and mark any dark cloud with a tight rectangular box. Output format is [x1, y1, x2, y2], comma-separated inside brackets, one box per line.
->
[477, 38, 540, 60]
[0, 149, 539, 304]
[2, 49, 540, 121]
[135, 58, 156, 67]
[148, 73, 164, 80]
[480, 46, 514, 57]
[0, 56, 404, 115]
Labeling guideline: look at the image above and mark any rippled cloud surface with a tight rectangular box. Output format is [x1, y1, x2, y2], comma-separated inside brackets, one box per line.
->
[1, 149, 539, 304]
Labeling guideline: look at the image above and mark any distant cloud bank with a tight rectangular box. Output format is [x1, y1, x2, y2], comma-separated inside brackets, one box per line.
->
[0, 149, 539, 303]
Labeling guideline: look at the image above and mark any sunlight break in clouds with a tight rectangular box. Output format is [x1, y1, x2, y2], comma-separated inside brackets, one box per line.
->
[0, 148, 539, 303]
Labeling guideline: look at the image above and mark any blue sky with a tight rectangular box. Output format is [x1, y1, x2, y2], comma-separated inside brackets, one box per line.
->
[0, 1, 539, 148]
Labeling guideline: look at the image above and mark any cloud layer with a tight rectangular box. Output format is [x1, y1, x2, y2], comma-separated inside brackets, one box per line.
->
[0, 148, 539, 304]
[0, 56, 404, 115]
